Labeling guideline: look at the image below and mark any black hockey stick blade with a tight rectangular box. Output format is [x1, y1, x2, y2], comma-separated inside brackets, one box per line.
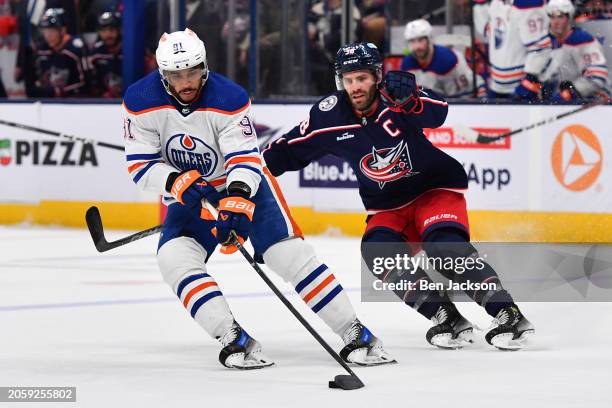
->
[85, 206, 108, 252]
[85, 206, 162, 252]
[329, 374, 365, 390]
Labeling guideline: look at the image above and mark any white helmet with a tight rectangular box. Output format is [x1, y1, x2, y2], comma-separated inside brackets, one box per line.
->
[156, 28, 209, 95]
[404, 19, 432, 41]
[546, 0, 575, 18]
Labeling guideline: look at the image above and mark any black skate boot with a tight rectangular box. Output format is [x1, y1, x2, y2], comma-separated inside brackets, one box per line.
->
[426, 303, 474, 349]
[340, 319, 396, 366]
[485, 304, 534, 350]
[218, 322, 274, 369]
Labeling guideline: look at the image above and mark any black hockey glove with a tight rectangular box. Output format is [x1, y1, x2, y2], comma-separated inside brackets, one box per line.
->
[379, 70, 422, 113]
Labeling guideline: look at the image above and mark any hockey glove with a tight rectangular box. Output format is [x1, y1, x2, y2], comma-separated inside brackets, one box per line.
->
[551, 81, 583, 103]
[379, 70, 422, 113]
[514, 74, 542, 102]
[167, 170, 223, 217]
[214, 182, 255, 254]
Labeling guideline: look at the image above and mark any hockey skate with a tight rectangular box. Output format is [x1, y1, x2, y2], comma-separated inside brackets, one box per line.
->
[426, 303, 474, 349]
[485, 305, 534, 351]
[218, 322, 274, 369]
[340, 319, 396, 366]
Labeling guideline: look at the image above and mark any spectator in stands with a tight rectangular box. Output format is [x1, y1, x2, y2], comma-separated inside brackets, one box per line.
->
[359, 0, 386, 50]
[89, 10, 122, 97]
[310, 0, 361, 61]
[14, 1, 78, 92]
[401, 19, 486, 98]
[576, 0, 612, 21]
[542, 0, 609, 102]
[30, 8, 89, 97]
[0, 0, 17, 37]
[473, 0, 552, 101]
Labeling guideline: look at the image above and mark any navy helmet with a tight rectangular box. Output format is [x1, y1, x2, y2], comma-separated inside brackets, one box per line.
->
[98, 10, 122, 29]
[39, 8, 66, 28]
[334, 42, 383, 90]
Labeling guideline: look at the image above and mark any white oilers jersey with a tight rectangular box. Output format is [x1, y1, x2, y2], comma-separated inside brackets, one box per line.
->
[401, 44, 486, 98]
[542, 28, 609, 97]
[122, 71, 262, 205]
[474, 0, 552, 94]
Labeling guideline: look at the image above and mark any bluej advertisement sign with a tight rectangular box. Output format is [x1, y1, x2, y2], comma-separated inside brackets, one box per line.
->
[299, 155, 359, 188]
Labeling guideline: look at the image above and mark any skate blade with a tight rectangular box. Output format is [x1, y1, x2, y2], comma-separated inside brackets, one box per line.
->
[430, 331, 473, 350]
[346, 347, 397, 366]
[491, 328, 535, 351]
[224, 352, 275, 370]
[491, 332, 523, 351]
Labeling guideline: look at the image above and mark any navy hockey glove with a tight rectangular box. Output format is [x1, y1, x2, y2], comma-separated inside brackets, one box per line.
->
[167, 170, 222, 217]
[551, 81, 582, 103]
[514, 74, 542, 102]
[379, 70, 422, 113]
[214, 182, 255, 254]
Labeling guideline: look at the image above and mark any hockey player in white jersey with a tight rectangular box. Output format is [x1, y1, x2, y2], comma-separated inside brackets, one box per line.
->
[122, 29, 394, 369]
[401, 19, 486, 98]
[541, 0, 609, 102]
[473, 0, 552, 100]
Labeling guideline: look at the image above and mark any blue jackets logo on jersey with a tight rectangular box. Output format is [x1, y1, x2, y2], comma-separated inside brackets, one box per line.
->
[165, 133, 218, 176]
[359, 141, 419, 188]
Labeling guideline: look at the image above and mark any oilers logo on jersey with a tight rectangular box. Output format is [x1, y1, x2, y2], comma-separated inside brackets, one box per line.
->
[165, 134, 218, 176]
[359, 141, 419, 188]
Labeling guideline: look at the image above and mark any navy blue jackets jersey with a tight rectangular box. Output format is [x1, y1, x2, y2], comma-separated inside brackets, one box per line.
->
[32, 34, 88, 97]
[262, 90, 468, 212]
[89, 40, 122, 97]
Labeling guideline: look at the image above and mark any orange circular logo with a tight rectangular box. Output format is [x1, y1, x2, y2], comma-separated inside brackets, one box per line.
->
[551, 125, 603, 191]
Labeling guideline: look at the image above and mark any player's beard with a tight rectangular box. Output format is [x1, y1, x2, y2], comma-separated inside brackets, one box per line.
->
[350, 84, 377, 112]
[170, 81, 202, 105]
[414, 46, 430, 62]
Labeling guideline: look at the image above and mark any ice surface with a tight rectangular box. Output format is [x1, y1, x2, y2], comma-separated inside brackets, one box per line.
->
[1, 226, 610, 407]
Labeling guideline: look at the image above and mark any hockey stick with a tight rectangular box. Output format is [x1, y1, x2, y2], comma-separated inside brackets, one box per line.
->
[476, 98, 609, 144]
[0, 118, 124, 151]
[85, 206, 161, 252]
[85, 204, 365, 390]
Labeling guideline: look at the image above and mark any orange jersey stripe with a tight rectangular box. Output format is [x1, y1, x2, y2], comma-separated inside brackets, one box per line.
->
[183, 281, 218, 307]
[127, 161, 148, 173]
[303, 274, 335, 303]
[224, 156, 262, 169]
[491, 70, 524, 79]
[263, 167, 303, 237]
[210, 177, 227, 187]
[586, 69, 608, 77]
[196, 101, 251, 116]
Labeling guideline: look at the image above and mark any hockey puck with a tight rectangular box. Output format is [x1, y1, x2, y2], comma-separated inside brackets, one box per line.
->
[328, 374, 365, 390]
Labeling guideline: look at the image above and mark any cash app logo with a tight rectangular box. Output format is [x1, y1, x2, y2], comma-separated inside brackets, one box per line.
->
[0, 139, 11, 166]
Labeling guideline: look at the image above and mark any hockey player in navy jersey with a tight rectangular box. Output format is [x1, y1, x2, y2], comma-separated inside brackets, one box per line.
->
[263, 42, 534, 350]
[31, 8, 88, 98]
[122, 29, 394, 369]
[541, 0, 609, 102]
[89, 11, 122, 98]
[401, 19, 486, 98]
